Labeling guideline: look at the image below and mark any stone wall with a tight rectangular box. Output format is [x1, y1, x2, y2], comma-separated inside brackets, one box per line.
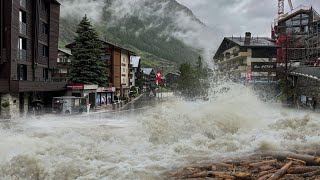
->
[0, 93, 20, 119]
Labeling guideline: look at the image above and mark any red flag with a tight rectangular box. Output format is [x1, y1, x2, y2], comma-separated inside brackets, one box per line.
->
[156, 70, 162, 85]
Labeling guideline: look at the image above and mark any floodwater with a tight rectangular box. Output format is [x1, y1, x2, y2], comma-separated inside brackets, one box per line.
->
[0, 83, 319, 180]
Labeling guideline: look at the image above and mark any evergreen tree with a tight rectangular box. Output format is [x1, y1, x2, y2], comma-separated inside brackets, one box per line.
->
[69, 15, 107, 86]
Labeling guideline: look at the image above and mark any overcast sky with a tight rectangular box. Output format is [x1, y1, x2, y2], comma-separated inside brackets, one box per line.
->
[176, 0, 320, 38]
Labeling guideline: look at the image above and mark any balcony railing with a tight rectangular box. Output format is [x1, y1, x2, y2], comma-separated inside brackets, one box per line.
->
[20, 0, 26, 8]
[17, 49, 27, 61]
[19, 21, 27, 35]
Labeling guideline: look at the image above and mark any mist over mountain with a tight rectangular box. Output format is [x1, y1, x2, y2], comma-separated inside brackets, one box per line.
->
[59, 0, 217, 68]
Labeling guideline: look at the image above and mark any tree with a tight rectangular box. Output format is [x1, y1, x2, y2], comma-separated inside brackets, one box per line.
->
[69, 15, 108, 86]
[177, 56, 210, 100]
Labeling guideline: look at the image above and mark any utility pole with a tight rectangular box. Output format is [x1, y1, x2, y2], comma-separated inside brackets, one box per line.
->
[285, 35, 289, 103]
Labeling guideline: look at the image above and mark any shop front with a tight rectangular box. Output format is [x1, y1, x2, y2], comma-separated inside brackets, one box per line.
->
[96, 87, 115, 108]
[66, 84, 98, 109]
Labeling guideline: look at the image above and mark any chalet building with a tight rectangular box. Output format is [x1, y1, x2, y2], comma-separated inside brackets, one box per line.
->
[141, 68, 156, 92]
[129, 56, 142, 89]
[165, 72, 180, 87]
[52, 48, 71, 82]
[214, 32, 278, 83]
[0, 0, 64, 119]
[66, 40, 136, 100]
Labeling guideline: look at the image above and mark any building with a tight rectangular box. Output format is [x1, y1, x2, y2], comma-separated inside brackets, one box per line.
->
[214, 32, 278, 83]
[141, 68, 156, 92]
[274, 6, 320, 65]
[52, 48, 71, 82]
[129, 56, 141, 88]
[0, 0, 65, 119]
[290, 67, 320, 110]
[165, 72, 180, 87]
[66, 40, 136, 100]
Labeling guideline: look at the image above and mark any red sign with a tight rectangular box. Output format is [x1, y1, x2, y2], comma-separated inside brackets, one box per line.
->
[246, 71, 252, 81]
[156, 70, 162, 85]
[67, 84, 84, 90]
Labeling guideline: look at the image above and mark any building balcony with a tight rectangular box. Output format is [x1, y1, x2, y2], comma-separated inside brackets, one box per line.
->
[17, 49, 27, 61]
[57, 62, 71, 66]
[10, 80, 67, 92]
[219, 52, 251, 64]
[0, 79, 9, 92]
[20, 0, 26, 8]
[19, 22, 27, 35]
[238, 66, 248, 71]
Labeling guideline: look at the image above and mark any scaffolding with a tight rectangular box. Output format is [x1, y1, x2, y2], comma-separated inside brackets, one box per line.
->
[305, 20, 320, 64]
[275, 7, 320, 65]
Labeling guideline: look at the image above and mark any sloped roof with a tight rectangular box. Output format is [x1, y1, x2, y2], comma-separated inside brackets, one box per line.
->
[290, 67, 320, 81]
[58, 48, 72, 56]
[65, 39, 135, 54]
[214, 37, 277, 59]
[130, 56, 140, 68]
[142, 68, 154, 75]
[225, 37, 277, 47]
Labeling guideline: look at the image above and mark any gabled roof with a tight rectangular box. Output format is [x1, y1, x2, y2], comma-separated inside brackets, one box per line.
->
[290, 67, 320, 81]
[58, 48, 72, 56]
[65, 39, 136, 54]
[225, 37, 277, 48]
[142, 68, 154, 75]
[51, 0, 60, 5]
[130, 56, 140, 68]
[214, 37, 277, 59]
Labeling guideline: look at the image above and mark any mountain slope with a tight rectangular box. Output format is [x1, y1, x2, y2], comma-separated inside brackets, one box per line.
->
[59, 0, 205, 68]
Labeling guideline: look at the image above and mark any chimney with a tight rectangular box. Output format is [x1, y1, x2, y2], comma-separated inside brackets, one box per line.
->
[244, 32, 251, 45]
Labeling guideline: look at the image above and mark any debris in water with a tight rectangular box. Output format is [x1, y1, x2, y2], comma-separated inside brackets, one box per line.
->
[168, 151, 320, 179]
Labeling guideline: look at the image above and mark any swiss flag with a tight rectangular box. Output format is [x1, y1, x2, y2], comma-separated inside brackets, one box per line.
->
[156, 70, 162, 85]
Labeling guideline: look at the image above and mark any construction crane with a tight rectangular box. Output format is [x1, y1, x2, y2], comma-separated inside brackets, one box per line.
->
[278, 0, 294, 18]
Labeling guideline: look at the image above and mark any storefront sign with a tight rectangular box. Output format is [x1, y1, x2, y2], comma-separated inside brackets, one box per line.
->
[251, 62, 276, 72]
[66, 84, 84, 90]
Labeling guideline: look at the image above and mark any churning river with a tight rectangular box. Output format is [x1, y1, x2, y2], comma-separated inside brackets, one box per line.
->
[0, 83, 319, 179]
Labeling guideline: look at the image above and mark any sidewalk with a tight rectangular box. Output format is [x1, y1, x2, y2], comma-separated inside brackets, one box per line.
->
[79, 93, 145, 117]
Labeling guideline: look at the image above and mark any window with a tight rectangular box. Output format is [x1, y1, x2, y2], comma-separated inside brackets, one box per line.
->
[101, 54, 111, 61]
[18, 37, 27, 50]
[42, 45, 49, 57]
[19, 10, 26, 23]
[43, 68, 48, 80]
[18, 37, 27, 61]
[41, 21, 49, 34]
[17, 64, 27, 80]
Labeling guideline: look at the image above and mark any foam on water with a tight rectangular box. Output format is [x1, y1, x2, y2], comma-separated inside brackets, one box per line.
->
[0, 82, 319, 179]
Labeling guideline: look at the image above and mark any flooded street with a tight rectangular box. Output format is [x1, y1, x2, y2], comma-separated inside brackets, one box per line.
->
[0, 85, 319, 180]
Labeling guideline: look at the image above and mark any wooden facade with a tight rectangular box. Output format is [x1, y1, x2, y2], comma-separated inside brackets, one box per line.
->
[0, 0, 63, 93]
[66, 40, 135, 93]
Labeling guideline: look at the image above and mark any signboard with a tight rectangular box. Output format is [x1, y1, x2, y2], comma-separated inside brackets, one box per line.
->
[67, 84, 84, 90]
[251, 62, 277, 72]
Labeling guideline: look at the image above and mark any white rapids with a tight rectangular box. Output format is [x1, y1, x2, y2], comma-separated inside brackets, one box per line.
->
[0, 83, 319, 180]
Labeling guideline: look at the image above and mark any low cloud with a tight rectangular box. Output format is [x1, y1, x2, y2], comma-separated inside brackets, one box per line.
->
[59, 0, 104, 21]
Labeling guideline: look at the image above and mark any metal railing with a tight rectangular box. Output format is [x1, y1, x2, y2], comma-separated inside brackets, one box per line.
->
[17, 49, 27, 61]
[19, 21, 27, 35]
